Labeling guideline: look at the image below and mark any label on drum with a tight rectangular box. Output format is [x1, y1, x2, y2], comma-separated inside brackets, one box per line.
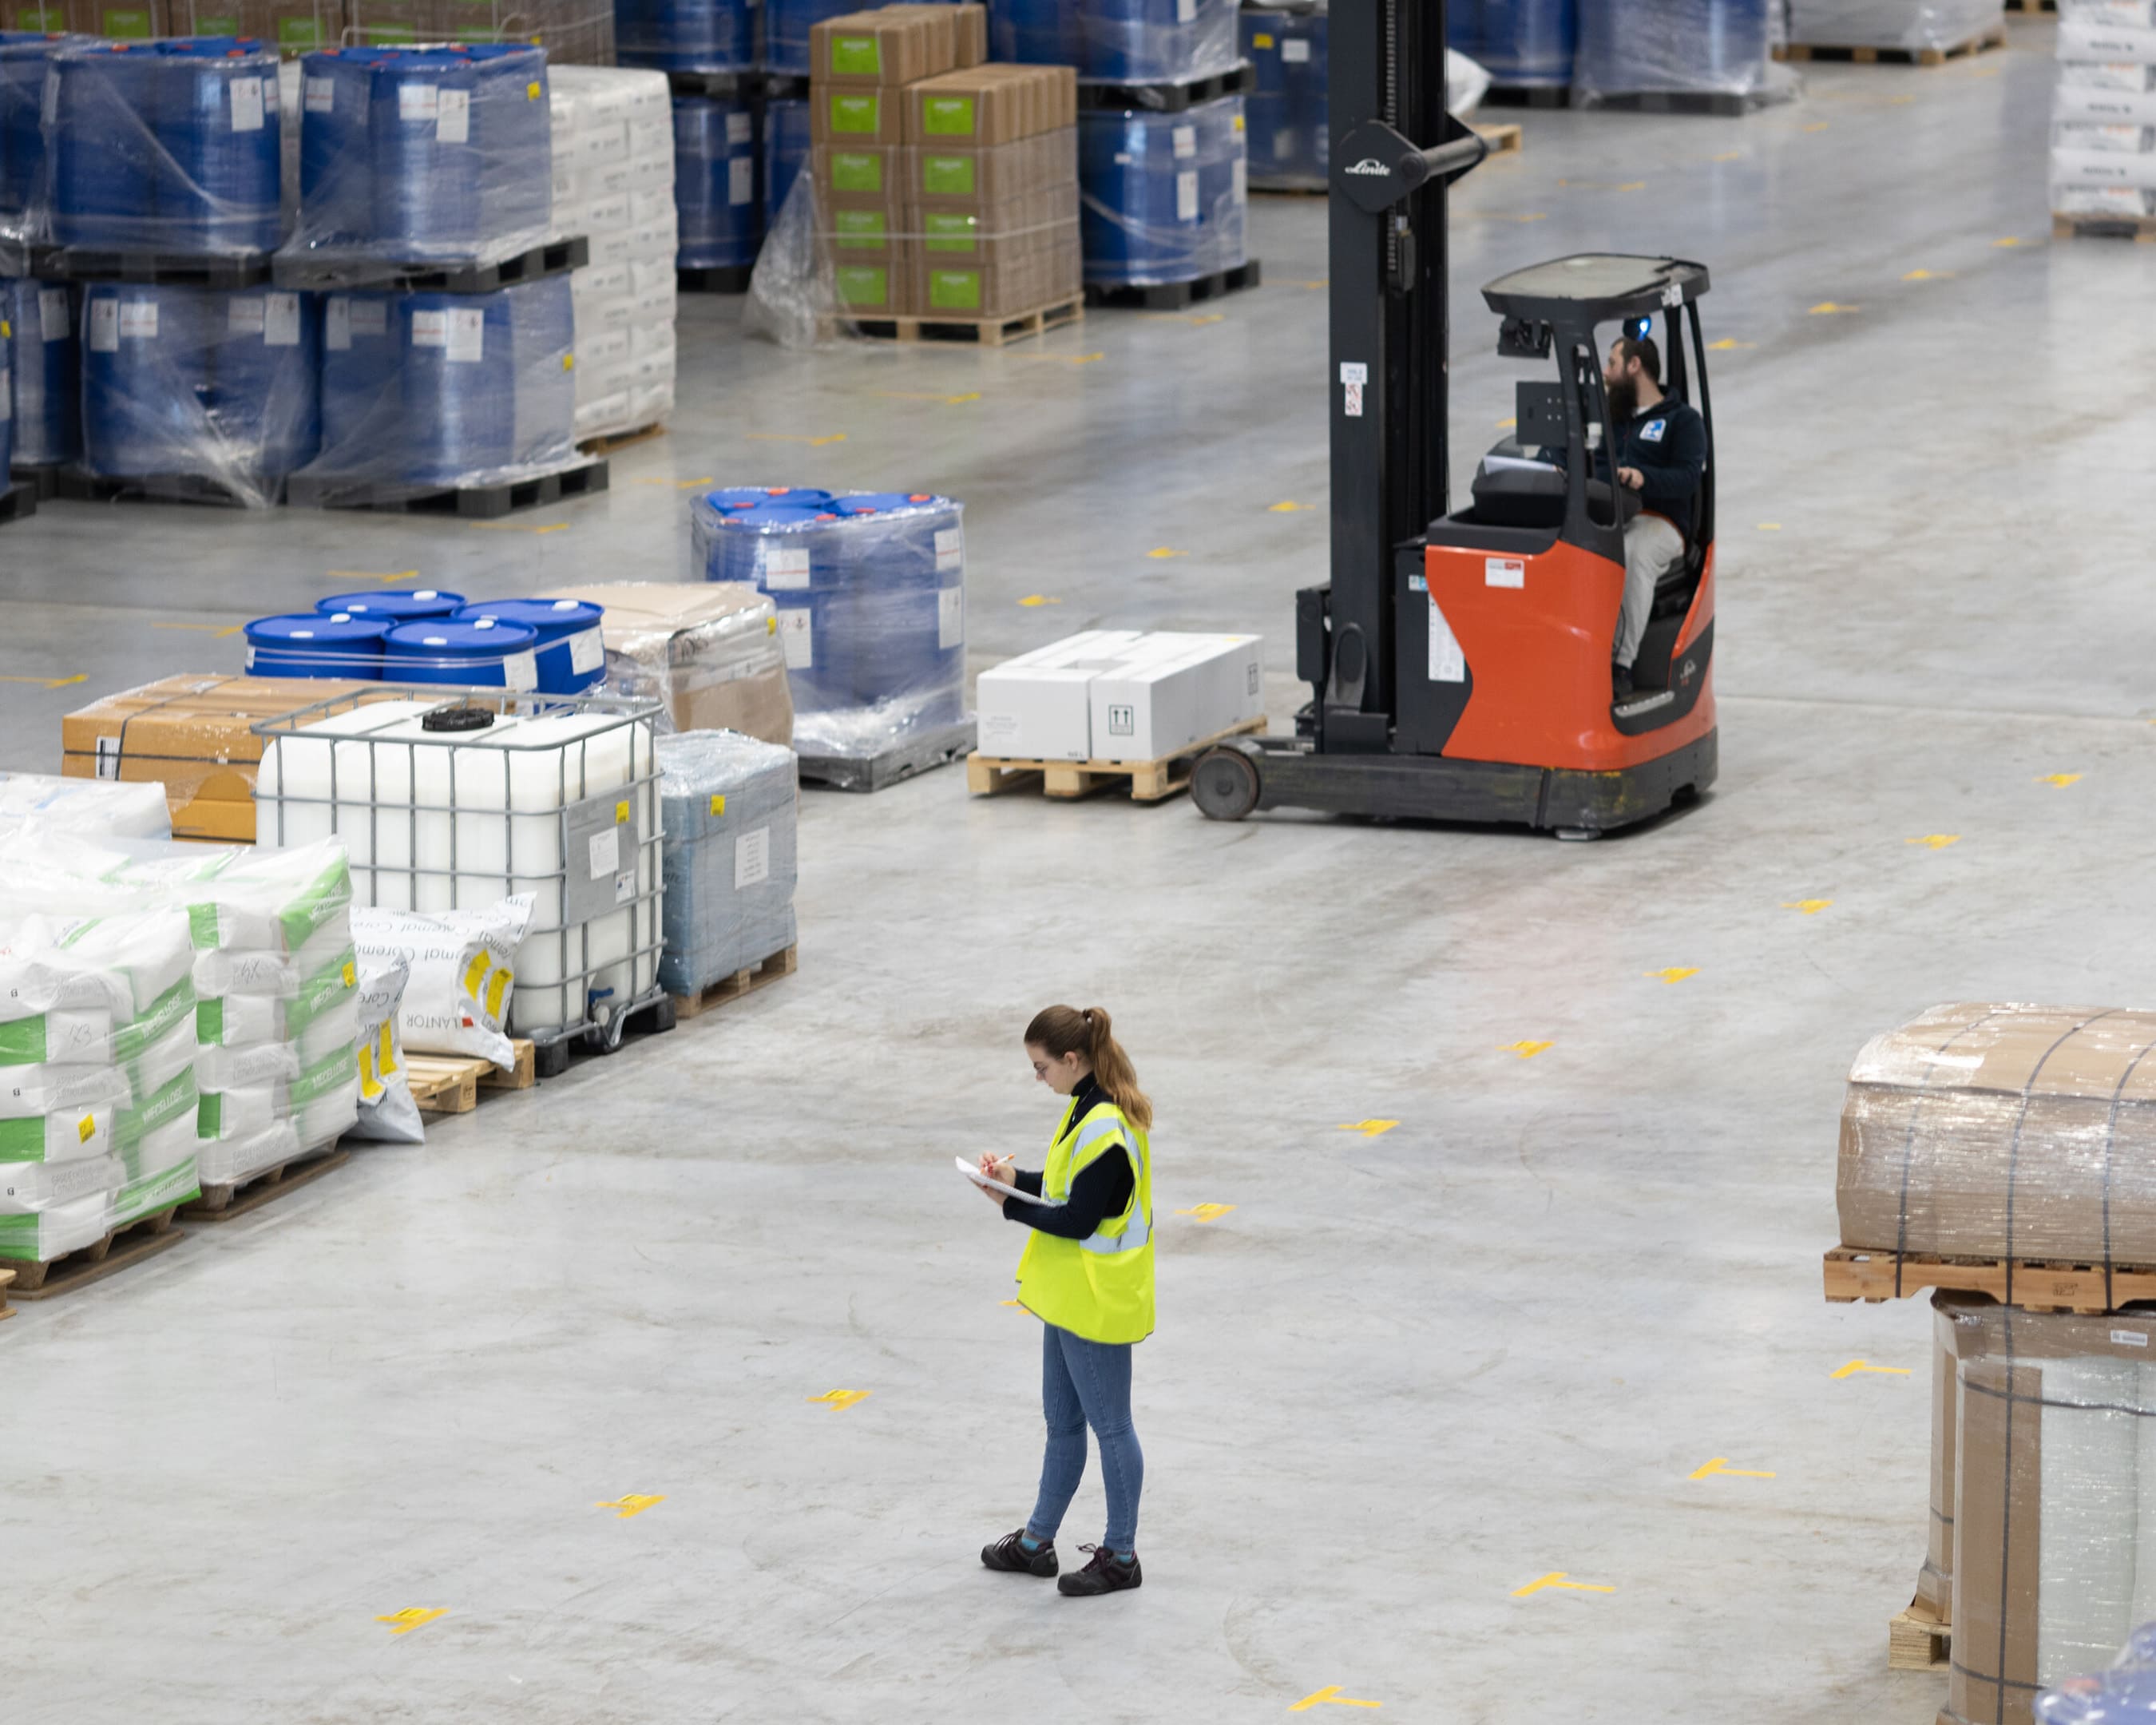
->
[410, 309, 447, 347]
[89, 299, 118, 352]
[398, 82, 438, 123]
[760, 545, 811, 591]
[938, 587, 964, 650]
[1282, 36, 1310, 61]
[1173, 124, 1196, 159]
[1176, 170, 1199, 224]
[351, 299, 387, 338]
[1177, 0, 1195, 19]
[38, 288, 67, 342]
[305, 74, 334, 113]
[446, 307, 485, 363]
[568, 627, 604, 675]
[118, 300, 158, 342]
[230, 73, 264, 132]
[262, 72, 278, 113]
[264, 293, 301, 347]
[726, 110, 752, 145]
[325, 296, 351, 351]
[501, 649, 538, 692]
[777, 609, 813, 670]
[437, 86, 470, 145]
[228, 297, 265, 335]
[934, 525, 963, 572]
[729, 157, 754, 205]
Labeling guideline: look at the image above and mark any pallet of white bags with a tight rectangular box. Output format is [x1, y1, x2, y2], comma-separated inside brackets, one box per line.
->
[4, 1203, 185, 1299]
[182, 1147, 350, 1223]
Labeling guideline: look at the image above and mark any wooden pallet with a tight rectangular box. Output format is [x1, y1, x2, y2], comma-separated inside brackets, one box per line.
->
[671, 945, 798, 1021]
[851, 297, 1084, 348]
[2005, 0, 2055, 13]
[182, 1148, 350, 1223]
[1823, 1245, 2156, 1314]
[579, 422, 666, 458]
[1, 1267, 14, 1321]
[1474, 121, 1524, 156]
[403, 1038, 539, 1115]
[1777, 26, 2006, 66]
[1889, 1600, 1950, 1672]
[968, 716, 1269, 803]
[2054, 212, 2156, 244]
[3, 1204, 184, 1299]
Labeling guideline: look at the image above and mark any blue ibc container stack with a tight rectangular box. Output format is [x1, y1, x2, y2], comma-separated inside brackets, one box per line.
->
[617, 0, 755, 71]
[0, 33, 68, 243]
[1574, 0, 1768, 102]
[674, 96, 761, 271]
[689, 487, 966, 748]
[1449, 0, 1577, 90]
[3, 280, 78, 466]
[763, 97, 810, 220]
[995, 0, 1239, 83]
[1241, 2, 1326, 192]
[1079, 96, 1246, 288]
[46, 38, 280, 257]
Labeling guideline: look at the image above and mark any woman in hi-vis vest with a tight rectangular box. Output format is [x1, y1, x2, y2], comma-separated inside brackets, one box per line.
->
[974, 1004, 1156, 1597]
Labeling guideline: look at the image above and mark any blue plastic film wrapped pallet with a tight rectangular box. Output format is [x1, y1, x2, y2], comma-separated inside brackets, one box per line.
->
[654, 728, 799, 999]
[994, 0, 1239, 85]
[0, 30, 73, 246]
[41, 38, 282, 261]
[1447, 0, 1576, 90]
[289, 43, 552, 269]
[764, 93, 809, 219]
[673, 93, 759, 270]
[302, 274, 577, 499]
[616, 0, 755, 71]
[1079, 94, 1245, 288]
[1573, 0, 1772, 106]
[81, 283, 319, 505]
[4, 279, 77, 466]
[1241, 1, 1324, 192]
[690, 488, 965, 760]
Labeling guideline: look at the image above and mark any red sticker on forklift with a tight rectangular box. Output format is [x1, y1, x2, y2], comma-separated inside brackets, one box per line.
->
[1485, 558, 1525, 589]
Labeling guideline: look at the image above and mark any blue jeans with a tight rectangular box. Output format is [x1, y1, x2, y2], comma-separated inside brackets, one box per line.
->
[1026, 1322, 1143, 1553]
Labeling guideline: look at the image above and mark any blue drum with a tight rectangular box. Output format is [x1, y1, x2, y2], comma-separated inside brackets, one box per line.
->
[80, 283, 218, 477]
[673, 96, 761, 270]
[380, 617, 541, 687]
[993, 0, 1237, 83]
[244, 611, 389, 679]
[1575, 0, 1767, 101]
[208, 287, 320, 481]
[154, 38, 280, 254]
[617, 0, 754, 72]
[450, 597, 605, 693]
[318, 587, 465, 620]
[1456, 0, 1579, 89]
[763, 97, 810, 219]
[0, 33, 69, 240]
[1079, 96, 1246, 288]
[46, 43, 163, 252]
[1242, 3, 1326, 191]
[3, 280, 80, 466]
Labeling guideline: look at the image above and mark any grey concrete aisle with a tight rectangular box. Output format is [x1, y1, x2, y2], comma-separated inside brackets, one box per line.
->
[4, 25, 2151, 1725]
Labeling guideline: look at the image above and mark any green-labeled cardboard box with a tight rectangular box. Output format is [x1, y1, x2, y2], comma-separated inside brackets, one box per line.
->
[906, 128, 1077, 211]
[833, 252, 908, 317]
[910, 222, 1079, 320]
[809, 6, 959, 87]
[0, 0, 69, 27]
[63, 0, 170, 34]
[810, 83, 910, 146]
[904, 63, 1075, 148]
[165, 0, 344, 47]
[812, 143, 901, 210]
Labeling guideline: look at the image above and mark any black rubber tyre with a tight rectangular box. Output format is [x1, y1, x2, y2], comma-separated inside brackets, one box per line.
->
[1190, 746, 1261, 822]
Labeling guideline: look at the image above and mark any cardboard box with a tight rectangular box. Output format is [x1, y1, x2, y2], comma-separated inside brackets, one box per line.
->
[810, 84, 910, 146]
[343, 0, 427, 41]
[906, 128, 1078, 208]
[63, 0, 168, 34]
[814, 143, 902, 205]
[165, 0, 343, 48]
[912, 220, 1079, 318]
[810, 6, 961, 87]
[1838, 1005, 2156, 1264]
[60, 675, 382, 845]
[976, 632, 1151, 761]
[913, 183, 1076, 264]
[1918, 1295, 1960, 1626]
[532, 581, 794, 746]
[1088, 632, 1265, 763]
[0, 0, 69, 26]
[831, 250, 909, 315]
[904, 63, 1076, 147]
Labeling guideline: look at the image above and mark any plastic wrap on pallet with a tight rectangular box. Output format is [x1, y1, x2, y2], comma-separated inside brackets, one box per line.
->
[286, 43, 551, 271]
[0, 333, 10, 478]
[1922, 1294, 1961, 1625]
[744, 170, 838, 346]
[6, 279, 81, 467]
[1573, 0, 1775, 105]
[1078, 94, 1244, 288]
[80, 282, 319, 507]
[345, 951, 423, 1143]
[1448, 0, 1576, 89]
[767, 0, 964, 76]
[0, 771, 172, 839]
[34, 38, 282, 261]
[1837, 1005, 2156, 1267]
[689, 487, 965, 759]
[994, 0, 1239, 84]
[1788, 0, 2002, 50]
[654, 729, 797, 999]
[765, 93, 810, 218]
[551, 65, 675, 441]
[673, 93, 760, 270]
[298, 275, 576, 502]
[1241, 2, 1325, 191]
[2040, 1624, 2156, 1722]
[352, 898, 531, 1068]
[617, 0, 754, 69]
[533, 579, 795, 744]
[2054, 22, 2156, 218]
[1, 32, 78, 245]
[253, 690, 661, 1041]
[339, 0, 611, 62]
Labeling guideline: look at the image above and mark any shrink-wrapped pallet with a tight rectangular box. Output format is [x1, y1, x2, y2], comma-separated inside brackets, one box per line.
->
[655, 730, 798, 999]
[534, 580, 795, 744]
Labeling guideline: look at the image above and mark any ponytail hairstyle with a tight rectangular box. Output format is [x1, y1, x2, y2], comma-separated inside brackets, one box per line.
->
[1025, 1004, 1153, 1131]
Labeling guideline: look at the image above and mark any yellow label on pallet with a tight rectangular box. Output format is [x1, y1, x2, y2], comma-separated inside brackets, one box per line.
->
[709, 794, 726, 816]
[77, 1113, 93, 1144]
[616, 799, 630, 823]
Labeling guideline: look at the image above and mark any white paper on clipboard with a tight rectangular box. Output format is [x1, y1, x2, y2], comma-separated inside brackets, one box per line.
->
[956, 1156, 1028, 1200]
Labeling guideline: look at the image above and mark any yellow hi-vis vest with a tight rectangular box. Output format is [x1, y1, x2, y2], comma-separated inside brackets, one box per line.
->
[1015, 1094, 1155, 1346]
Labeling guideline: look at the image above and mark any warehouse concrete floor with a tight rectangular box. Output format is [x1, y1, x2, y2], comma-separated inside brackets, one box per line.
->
[4, 24, 2152, 1724]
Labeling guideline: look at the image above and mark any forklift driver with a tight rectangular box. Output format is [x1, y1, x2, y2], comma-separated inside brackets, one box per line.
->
[1601, 333, 1706, 700]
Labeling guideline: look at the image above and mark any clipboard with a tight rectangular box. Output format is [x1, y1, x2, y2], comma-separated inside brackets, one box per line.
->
[957, 1156, 1028, 1201]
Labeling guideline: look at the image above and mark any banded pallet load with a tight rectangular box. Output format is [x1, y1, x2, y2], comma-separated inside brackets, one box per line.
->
[2049, 5, 2156, 240]
[1573, 0, 1779, 114]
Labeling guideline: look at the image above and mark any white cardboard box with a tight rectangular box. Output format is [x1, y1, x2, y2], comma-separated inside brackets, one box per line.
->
[976, 631, 1150, 760]
[1088, 633, 1265, 763]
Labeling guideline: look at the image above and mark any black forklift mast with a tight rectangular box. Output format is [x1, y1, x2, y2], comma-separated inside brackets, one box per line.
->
[1301, 0, 1484, 754]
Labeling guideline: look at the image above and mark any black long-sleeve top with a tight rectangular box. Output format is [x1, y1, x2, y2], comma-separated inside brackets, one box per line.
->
[1600, 395, 1706, 532]
[1001, 1074, 1135, 1240]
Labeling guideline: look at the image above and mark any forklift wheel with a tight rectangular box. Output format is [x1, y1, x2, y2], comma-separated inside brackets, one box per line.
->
[1191, 747, 1261, 822]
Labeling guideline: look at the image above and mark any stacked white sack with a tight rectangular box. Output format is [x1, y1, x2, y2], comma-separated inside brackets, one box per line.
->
[2053, 9, 2156, 220]
[348, 954, 425, 1145]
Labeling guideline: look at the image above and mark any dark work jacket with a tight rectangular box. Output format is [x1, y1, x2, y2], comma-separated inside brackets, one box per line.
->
[1604, 395, 1706, 536]
[1001, 1075, 1135, 1241]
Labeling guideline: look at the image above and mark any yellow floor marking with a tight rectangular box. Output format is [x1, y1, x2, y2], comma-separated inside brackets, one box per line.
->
[1906, 834, 1960, 851]
[1268, 500, 1312, 512]
[1147, 547, 1189, 559]
[595, 1494, 665, 1518]
[326, 569, 420, 582]
[1501, 1041, 1552, 1059]
[1808, 301, 1859, 315]
[151, 621, 245, 637]
[1141, 311, 1225, 325]
[808, 1390, 870, 1411]
[1290, 1687, 1382, 1712]
[1832, 1359, 1911, 1380]
[1298, 279, 1328, 290]
[1017, 595, 1062, 608]
[1781, 899, 1833, 915]
[0, 672, 88, 688]
[1802, 121, 1829, 132]
[1993, 237, 2027, 248]
[1001, 1298, 1025, 1307]
[377, 1608, 447, 1635]
[745, 430, 848, 446]
[1496, 416, 1516, 429]
[470, 520, 568, 534]
[2037, 773, 2083, 787]
[1756, 521, 1781, 529]
[1512, 1572, 1615, 1598]
[870, 390, 981, 405]
[1647, 967, 1698, 985]
[1175, 1204, 1236, 1222]
[1460, 210, 1548, 224]
[1708, 338, 1755, 350]
[1009, 350, 1104, 366]
[1557, 179, 1643, 192]
[676, 476, 717, 489]
[1690, 1457, 1776, 1481]
[1710, 149, 1744, 162]
[1337, 1120, 1398, 1138]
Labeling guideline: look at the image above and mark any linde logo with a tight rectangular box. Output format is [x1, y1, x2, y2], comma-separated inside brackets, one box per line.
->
[1344, 157, 1390, 176]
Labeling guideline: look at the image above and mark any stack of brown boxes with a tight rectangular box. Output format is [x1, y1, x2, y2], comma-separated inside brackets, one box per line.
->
[809, 3, 1079, 321]
[0, 0, 344, 46]
[343, 0, 613, 61]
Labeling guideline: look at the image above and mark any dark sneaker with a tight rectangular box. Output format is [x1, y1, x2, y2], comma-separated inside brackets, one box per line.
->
[1611, 661, 1635, 700]
[1058, 1545, 1142, 1597]
[981, 1529, 1057, 1576]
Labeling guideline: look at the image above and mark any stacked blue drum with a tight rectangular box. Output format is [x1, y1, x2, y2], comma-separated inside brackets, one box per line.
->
[995, 0, 1239, 83]
[243, 611, 390, 678]
[291, 44, 552, 267]
[690, 486, 967, 752]
[0, 32, 69, 245]
[303, 274, 576, 495]
[1242, 2, 1326, 192]
[80, 284, 319, 504]
[763, 97, 810, 220]
[617, 0, 755, 71]
[674, 97, 761, 272]
[380, 617, 541, 688]
[1574, 0, 1770, 105]
[3, 279, 78, 467]
[1448, 0, 1578, 92]
[45, 38, 281, 258]
[451, 597, 606, 694]
[1079, 96, 1246, 288]
[318, 587, 465, 621]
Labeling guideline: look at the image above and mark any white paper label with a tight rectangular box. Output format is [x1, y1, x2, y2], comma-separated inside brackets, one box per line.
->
[1340, 362, 1368, 385]
[728, 157, 755, 205]
[937, 586, 964, 650]
[264, 292, 301, 348]
[38, 288, 67, 343]
[1173, 124, 1197, 159]
[1176, 0, 1195, 19]
[42, 68, 56, 129]
[230, 74, 264, 133]
[2114, 1330, 2150, 1347]
[95, 736, 121, 778]
[1344, 381, 1363, 418]
[351, 300, 387, 337]
[118, 301, 158, 341]
[228, 297, 267, 335]
[398, 82, 438, 122]
[502, 649, 538, 692]
[1428, 596, 1464, 682]
[437, 86, 470, 144]
[1283, 36, 1310, 61]
[446, 307, 485, 363]
[777, 609, 813, 669]
[1484, 557, 1525, 589]
[588, 826, 620, 880]
[726, 110, 752, 145]
[262, 72, 279, 113]
[410, 309, 448, 347]
[89, 299, 117, 353]
[1176, 170, 1199, 224]
[934, 525, 964, 573]
[325, 296, 351, 351]
[1233, 158, 1246, 203]
[734, 827, 771, 890]
[614, 869, 636, 906]
[568, 627, 604, 675]
[305, 74, 335, 113]
[761, 545, 811, 591]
